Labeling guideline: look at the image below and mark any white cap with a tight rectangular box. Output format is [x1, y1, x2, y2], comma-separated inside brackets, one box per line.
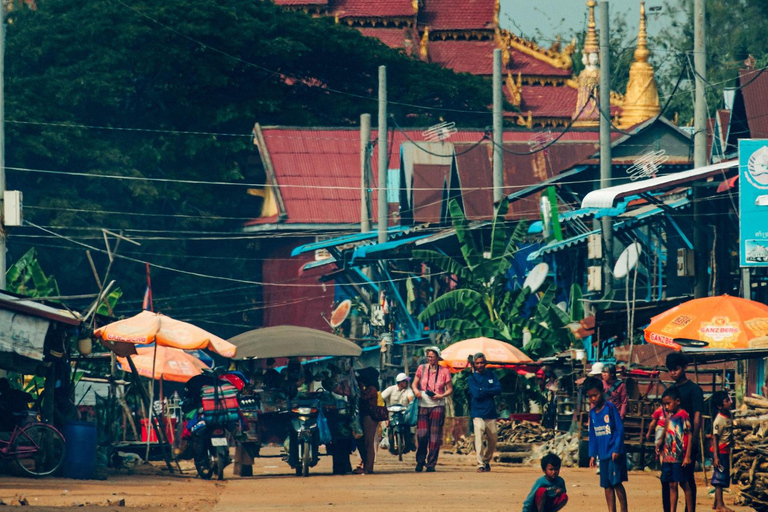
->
[425, 346, 442, 359]
[395, 373, 410, 383]
[588, 362, 605, 376]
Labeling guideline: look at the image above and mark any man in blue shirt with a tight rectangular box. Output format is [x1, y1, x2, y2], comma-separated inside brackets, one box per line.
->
[468, 352, 502, 472]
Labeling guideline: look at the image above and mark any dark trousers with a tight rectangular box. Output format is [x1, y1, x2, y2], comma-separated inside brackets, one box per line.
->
[357, 416, 378, 473]
[416, 406, 445, 468]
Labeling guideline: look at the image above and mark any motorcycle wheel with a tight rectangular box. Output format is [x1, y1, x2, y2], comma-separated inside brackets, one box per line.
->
[397, 431, 405, 461]
[301, 440, 311, 477]
[215, 448, 227, 481]
[295, 442, 303, 476]
[196, 456, 214, 480]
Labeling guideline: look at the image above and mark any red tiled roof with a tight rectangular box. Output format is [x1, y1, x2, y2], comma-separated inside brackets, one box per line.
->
[251, 128, 602, 225]
[273, 0, 328, 5]
[739, 68, 768, 138]
[427, 40, 497, 75]
[508, 50, 572, 77]
[520, 85, 578, 119]
[331, 0, 414, 18]
[419, 0, 494, 31]
[357, 27, 413, 49]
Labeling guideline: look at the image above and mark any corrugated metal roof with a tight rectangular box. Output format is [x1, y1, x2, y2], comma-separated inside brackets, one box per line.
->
[581, 160, 737, 209]
[740, 68, 768, 138]
[411, 163, 450, 223]
[455, 146, 494, 220]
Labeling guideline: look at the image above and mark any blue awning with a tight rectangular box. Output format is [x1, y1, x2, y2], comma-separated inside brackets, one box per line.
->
[351, 233, 434, 262]
[291, 226, 411, 257]
[528, 207, 598, 234]
[506, 165, 589, 202]
[527, 197, 690, 260]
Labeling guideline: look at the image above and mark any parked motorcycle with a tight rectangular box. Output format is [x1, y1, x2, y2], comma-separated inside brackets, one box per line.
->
[192, 420, 232, 481]
[387, 404, 409, 461]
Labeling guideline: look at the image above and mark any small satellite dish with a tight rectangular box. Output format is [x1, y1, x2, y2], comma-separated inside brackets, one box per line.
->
[523, 262, 549, 293]
[613, 242, 642, 279]
[673, 338, 709, 348]
[329, 299, 352, 328]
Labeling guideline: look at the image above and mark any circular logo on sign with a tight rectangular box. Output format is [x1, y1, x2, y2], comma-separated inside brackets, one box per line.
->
[746, 146, 768, 189]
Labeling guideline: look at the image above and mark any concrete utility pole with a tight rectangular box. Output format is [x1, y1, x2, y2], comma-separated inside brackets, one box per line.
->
[493, 49, 503, 203]
[377, 66, 388, 244]
[599, 1, 612, 295]
[360, 113, 371, 233]
[0, 4, 6, 290]
[693, 0, 707, 298]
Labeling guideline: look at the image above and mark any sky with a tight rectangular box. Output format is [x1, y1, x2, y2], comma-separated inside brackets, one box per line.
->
[500, 0, 670, 46]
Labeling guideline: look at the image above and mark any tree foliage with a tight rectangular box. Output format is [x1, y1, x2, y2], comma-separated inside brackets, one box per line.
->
[5, 0, 496, 336]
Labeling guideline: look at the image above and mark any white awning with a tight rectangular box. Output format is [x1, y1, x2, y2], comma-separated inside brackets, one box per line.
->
[581, 160, 737, 209]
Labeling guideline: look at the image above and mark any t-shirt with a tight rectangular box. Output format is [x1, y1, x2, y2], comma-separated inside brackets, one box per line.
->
[415, 364, 451, 408]
[381, 384, 414, 407]
[712, 411, 733, 453]
[521, 475, 566, 512]
[588, 400, 625, 459]
[674, 380, 703, 442]
[604, 379, 628, 418]
[652, 406, 667, 429]
[662, 409, 691, 463]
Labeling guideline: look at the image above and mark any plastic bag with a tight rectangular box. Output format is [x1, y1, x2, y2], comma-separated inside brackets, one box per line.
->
[404, 399, 419, 427]
[317, 409, 332, 445]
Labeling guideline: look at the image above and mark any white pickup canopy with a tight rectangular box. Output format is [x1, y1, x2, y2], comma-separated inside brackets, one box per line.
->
[581, 160, 737, 209]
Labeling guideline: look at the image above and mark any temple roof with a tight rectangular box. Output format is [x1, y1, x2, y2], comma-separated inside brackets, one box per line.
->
[357, 27, 414, 49]
[419, 0, 495, 31]
[520, 86, 578, 119]
[509, 51, 572, 78]
[427, 40, 500, 75]
[273, 0, 328, 6]
[333, 0, 415, 18]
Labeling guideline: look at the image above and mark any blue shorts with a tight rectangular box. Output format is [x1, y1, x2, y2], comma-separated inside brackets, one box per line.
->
[711, 458, 730, 488]
[661, 462, 687, 483]
[599, 454, 628, 488]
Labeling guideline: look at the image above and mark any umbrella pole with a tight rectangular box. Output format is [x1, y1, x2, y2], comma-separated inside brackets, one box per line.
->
[693, 358, 708, 487]
[126, 355, 174, 472]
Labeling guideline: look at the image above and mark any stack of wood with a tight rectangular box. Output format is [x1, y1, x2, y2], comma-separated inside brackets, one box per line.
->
[732, 395, 768, 511]
[456, 420, 561, 464]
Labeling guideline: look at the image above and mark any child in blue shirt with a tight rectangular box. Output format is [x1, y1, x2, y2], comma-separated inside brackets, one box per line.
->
[522, 453, 568, 512]
[584, 376, 629, 512]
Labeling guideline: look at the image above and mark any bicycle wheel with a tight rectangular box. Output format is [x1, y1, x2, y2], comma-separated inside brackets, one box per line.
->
[12, 424, 66, 477]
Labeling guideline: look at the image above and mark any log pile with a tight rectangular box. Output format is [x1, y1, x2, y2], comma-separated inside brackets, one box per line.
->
[733, 395, 768, 511]
[456, 420, 570, 465]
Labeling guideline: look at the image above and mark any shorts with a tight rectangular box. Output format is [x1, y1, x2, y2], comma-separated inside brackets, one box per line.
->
[654, 426, 664, 445]
[661, 462, 687, 483]
[711, 458, 730, 488]
[599, 454, 628, 488]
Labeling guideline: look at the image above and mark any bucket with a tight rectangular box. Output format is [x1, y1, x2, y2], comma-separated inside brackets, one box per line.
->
[63, 422, 97, 479]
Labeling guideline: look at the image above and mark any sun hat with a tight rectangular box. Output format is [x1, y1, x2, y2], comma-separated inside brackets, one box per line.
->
[395, 373, 410, 383]
[588, 362, 605, 376]
[424, 346, 443, 360]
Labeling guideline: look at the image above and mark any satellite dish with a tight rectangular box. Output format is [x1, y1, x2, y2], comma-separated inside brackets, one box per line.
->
[613, 242, 642, 279]
[329, 299, 352, 328]
[523, 262, 549, 293]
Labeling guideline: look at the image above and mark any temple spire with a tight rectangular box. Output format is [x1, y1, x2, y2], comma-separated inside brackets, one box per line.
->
[618, 1, 660, 129]
[572, 0, 600, 127]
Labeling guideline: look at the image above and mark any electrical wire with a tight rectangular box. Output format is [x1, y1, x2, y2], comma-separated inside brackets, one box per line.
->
[389, 117, 490, 157]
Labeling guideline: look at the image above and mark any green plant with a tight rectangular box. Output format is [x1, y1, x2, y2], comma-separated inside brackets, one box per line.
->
[6, 248, 60, 298]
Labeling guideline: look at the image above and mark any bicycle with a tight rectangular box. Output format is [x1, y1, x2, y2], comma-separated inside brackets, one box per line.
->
[0, 413, 66, 477]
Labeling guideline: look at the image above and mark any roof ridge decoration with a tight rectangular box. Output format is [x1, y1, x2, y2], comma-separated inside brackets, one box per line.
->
[419, 26, 429, 61]
[618, 1, 660, 129]
[496, 28, 574, 71]
[572, 0, 600, 127]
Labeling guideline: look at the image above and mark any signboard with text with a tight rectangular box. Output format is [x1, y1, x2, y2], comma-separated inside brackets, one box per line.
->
[740, 139, 768, 266]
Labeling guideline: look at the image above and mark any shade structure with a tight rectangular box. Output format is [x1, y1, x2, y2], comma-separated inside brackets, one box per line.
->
[440, 337, 533, 372]
[228, 325, 362, 360]
[645, 295, 768, 351]
[117, 346, 209, 383]
[94, 310, 237, 358]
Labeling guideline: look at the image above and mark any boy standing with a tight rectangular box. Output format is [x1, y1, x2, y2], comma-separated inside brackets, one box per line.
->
[711, 391, 734, 512]
[658, 387, 693, 512]
[584, 376, 629, 512]
[522, 453, 568, 512]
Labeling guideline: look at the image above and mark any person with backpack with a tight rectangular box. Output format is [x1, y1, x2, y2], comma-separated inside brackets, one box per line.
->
[411, 346, 453, 473]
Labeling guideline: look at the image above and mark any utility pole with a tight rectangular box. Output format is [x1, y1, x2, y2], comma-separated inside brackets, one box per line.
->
[360, 113, 371, 233]
[0, 2, 6, 290]
[693, 0, 707, 298]
[599, 1, 612, 294]
[377, 66, 388, 244]
[493, 49, 503, 203]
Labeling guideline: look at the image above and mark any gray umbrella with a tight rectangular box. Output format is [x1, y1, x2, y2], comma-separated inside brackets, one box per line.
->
[228, 325, 362, 360]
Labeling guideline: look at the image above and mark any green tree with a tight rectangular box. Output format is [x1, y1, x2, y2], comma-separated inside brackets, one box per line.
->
[5, 0, 498, 337]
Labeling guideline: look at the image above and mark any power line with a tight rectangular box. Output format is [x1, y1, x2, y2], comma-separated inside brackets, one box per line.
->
[7, 119, 253, 138]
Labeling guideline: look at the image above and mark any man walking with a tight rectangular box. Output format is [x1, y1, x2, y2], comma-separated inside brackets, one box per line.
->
[468, 353, 501, 472]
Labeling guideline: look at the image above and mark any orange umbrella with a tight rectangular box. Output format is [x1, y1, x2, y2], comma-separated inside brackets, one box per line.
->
[440, 337, 533, 373]
[645, 295, 768, 351]
[117, 346, 209, 383]
[94, 310, 237, 358]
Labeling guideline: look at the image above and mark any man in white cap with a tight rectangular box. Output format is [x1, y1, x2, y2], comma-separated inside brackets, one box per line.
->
[382, 373, 415, 407]
[411, 346, 453, 472]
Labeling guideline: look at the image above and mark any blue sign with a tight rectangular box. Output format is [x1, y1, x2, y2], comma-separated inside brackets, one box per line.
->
[739, 140, 768, 266]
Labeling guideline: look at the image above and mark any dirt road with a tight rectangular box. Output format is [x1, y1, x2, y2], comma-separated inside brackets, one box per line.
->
[1, 447, 752, 511]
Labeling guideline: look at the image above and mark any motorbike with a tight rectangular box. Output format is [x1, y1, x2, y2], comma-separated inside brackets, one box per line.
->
[191, 419, 233, 481]
[387, 404, 410, 461]
[288, 392, 323, 477]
